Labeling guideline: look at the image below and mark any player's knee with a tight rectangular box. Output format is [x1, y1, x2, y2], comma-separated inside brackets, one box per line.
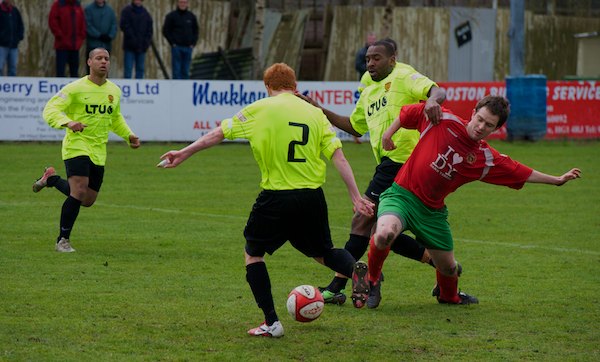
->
[70, 189, 86, 201]
[245, 254, 264, 266]
[81, 200, 95, 207]
[373, 232, 392, 250]
[81, 193, 98, 207]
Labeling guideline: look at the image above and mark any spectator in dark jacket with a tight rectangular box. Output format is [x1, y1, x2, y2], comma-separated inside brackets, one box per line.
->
[85, 0, 117, 57]
[120, 0, 153, 79]
[162, 0, 198, 79]
[49, 0, 86, 77]
[0, 0, 24, 76]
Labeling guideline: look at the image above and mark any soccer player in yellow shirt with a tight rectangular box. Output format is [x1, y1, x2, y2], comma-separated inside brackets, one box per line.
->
[159, 63, 374, 338]
[33, 48, 140, 252]
[300, 39, 447, 308]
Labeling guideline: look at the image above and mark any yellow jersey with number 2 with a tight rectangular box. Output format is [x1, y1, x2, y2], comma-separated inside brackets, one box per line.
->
[221, 92, 342, 191]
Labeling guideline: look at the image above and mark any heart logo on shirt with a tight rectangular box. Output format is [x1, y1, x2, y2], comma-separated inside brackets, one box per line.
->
[452, 153, 463, 165]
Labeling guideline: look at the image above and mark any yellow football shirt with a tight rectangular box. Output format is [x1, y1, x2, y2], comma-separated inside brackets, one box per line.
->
[221, 92, 342, 190]
[351, 62, 437, 164]
[43, 76, 132, 166]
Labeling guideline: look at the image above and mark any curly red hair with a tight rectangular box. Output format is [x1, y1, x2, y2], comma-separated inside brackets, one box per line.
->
[263, 63, 296, 91]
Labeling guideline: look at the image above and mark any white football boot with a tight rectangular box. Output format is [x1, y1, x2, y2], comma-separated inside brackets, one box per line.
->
[247, 321, 284, 338]
[55, 238, 76, 253]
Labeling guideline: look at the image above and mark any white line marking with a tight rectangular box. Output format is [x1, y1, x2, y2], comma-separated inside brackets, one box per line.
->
[4, 200, 596, 255]
[95, 202, 246, 220]
[93, 203, 600, 256]
[457, 238, 598, 255]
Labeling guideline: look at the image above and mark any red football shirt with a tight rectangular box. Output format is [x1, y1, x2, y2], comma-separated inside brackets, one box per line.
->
[394, 103, 533, 209]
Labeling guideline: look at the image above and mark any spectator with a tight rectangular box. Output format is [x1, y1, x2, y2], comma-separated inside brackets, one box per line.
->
[49, 0, 86, 78]
[0, 0, 24, 76]
[120, 0, 153, 79]
[162, 0, 199, 79]
[84, 0, 117, 58]
[354, 31, 376, 80]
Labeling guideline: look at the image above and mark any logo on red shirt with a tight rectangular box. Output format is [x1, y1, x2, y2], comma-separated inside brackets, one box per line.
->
[431, 145, 463, 180]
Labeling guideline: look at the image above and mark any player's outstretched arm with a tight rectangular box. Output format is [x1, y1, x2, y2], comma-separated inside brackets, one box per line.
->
[159, 127, 225, 168]
[295, 92, 361, 137]
[331, 149, 374, 217]
[526, 168, 582, 186]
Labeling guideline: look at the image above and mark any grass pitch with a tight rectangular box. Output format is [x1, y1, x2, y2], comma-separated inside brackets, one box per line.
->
[1, 140, 598, 361]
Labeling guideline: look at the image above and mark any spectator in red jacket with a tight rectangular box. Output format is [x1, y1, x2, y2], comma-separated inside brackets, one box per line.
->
[49, 0, 86, 77]
[0, 0, 24, 76]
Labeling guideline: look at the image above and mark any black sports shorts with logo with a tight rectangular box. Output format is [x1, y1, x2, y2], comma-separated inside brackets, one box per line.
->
[244, 187, 333, 258]
[365, 156, 403, 203]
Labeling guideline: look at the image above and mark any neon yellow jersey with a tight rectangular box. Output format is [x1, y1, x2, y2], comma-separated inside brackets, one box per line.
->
[351, 62, 436, 164]
[43, 76, 132, 166]
[221, 92, 342, 190]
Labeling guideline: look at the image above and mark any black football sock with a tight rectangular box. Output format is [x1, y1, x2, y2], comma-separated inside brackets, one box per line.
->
[390, 233, 427, 262]
[326, 277, 349, 293]
[59, 196, 81, 240]
[323, 248, 355, 280]
[324, 234, 370, 292]
[246, 262, 278, 325]
[344, 234, 370, 260]
[47, 175, 70, 196]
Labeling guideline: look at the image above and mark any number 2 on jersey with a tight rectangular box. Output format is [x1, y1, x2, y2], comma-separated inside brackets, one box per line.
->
[288, 122, 309, 162]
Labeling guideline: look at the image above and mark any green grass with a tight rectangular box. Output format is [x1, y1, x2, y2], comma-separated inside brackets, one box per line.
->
[1, 140, 599, 361]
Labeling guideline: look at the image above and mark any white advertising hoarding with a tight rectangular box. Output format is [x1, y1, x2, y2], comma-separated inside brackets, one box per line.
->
[0, 77, 363, 142]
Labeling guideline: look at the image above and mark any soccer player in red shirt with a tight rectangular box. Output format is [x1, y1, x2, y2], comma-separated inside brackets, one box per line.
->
[351, 95, 581, 306]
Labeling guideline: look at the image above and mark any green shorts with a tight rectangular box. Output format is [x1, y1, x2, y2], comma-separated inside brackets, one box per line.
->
[378, 183, 453, 251]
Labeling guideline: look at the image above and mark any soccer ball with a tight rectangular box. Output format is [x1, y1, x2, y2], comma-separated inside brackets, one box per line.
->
[286, 285, 324, 323]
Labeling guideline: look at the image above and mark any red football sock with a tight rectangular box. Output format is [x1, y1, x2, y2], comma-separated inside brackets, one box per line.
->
[436, 269, 460, 303]
[367, 236, 390, 284]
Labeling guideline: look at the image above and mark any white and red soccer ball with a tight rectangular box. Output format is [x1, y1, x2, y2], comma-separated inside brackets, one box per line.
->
[286, 285, 324, 322]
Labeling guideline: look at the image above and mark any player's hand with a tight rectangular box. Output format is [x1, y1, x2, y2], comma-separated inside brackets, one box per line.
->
[353, 197, 375, 217]
[158, 150, 189, 168]
[382, 129, 396, 151]
[556, 168, 581, 186]
[294, 91, 321, 108]
[67, 121, 87, 132]
[424, 99, 443, 125]
[129, 134, 140, 149]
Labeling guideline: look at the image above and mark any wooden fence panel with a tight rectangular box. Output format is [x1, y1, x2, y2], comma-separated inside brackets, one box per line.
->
[526, 13, 600, 79]
[392, 7, 448, 82]
[494, 8, 510, 80]
[325, 6, 447, 82]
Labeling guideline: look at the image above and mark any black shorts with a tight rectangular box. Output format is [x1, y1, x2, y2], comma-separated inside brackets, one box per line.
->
[364, 157, 403, 203]
[244, 188, 333, 258]
[64, 156, 105, 192]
